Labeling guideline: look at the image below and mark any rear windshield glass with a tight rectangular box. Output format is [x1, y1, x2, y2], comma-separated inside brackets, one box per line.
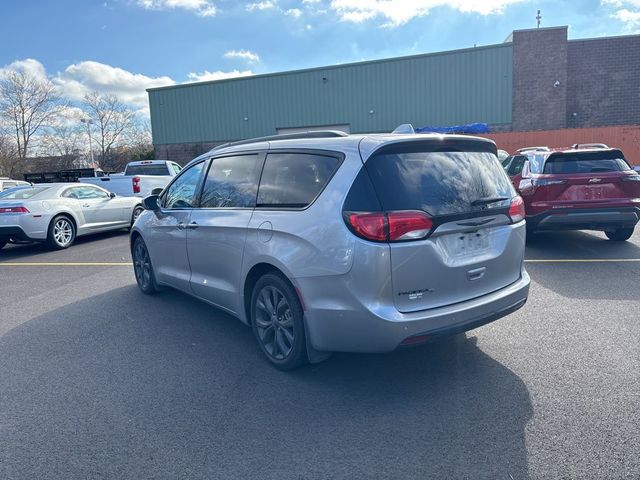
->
[542, 152, 630, 174]
[0, 187, 49, 199]
[125, 164, 169, 175]
[366, 149, 514, 216]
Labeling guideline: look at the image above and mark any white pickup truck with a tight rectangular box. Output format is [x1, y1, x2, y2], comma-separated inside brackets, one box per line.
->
[80, 160, 181, 197]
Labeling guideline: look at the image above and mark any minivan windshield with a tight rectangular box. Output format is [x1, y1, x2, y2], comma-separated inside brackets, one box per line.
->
[366, 148, 514, 216]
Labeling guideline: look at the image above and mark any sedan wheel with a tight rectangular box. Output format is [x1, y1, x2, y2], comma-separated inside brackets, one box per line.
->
[132, 237, 159, 294]
[46, 216, 76, 250]
[131, 206, 144, 226]
[605, 227, 634, 242]
[251, 273, 307, 370]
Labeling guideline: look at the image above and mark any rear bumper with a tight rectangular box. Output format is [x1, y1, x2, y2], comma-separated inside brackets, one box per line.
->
[299, 268, 530, 353]
[0, 226, 36, 242]
[527, 207, 640, 231]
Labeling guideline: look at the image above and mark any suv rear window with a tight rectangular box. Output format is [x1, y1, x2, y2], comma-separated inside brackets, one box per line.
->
[365, 146, 514, 216]
[125, 164, 170, 175]
[542, 151, 630, 174]
[257, 153, 340, 208]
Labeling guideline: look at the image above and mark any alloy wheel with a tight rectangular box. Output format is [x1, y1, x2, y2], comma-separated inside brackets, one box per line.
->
[254, 285, 295, 360]
[133, 240, 152, 290]
[53, 219, 73, 247]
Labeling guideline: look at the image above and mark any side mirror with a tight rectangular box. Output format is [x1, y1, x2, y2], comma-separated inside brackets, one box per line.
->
[151, 187, 164, 196]
[109, 192, 116, 199]
[142, 194, 161, 211]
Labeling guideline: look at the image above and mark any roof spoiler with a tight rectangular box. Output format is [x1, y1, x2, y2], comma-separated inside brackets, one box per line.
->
[516, 146, 551, 153]
[570, 143, 609, 149]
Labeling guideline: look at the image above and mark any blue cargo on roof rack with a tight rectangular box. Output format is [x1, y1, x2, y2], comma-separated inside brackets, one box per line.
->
[416, 123, 490, 134]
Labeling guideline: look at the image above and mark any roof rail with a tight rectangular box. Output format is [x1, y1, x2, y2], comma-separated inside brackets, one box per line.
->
[210, 130, 349, 152]
[516, 146, 551, 153]
[570, 143, 609, 149]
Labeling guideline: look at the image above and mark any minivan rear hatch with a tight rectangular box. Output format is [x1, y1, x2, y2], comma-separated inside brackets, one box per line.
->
[358, 138, 524, 313]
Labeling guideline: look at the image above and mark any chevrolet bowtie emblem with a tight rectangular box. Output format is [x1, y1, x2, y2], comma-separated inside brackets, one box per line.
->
[588, 178, 602, 183]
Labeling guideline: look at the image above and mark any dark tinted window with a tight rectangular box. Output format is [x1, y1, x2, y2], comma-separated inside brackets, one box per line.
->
[126, 164, 170, 175]
[343, 168, 382, 212]
[257, 153, 340, 207]
[200, 155, 260, 208]
[366, 150, 514, 216]
[162, 162, 205, 208]
[508, 155, 527, 176]
[543, 152, 630, 174]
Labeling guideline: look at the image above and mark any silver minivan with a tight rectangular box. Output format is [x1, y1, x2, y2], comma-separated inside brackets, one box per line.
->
[131, 129, 530, 369]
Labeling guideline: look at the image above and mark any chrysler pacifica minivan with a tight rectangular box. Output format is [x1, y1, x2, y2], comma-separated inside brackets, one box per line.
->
[131, 128, 530, 369]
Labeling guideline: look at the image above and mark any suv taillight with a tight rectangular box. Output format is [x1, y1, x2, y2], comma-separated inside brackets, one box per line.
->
[344, 210, 433, 242]
[508, 196, 526, 223]
[0, 206, 29, 214]
[132, 176, 141, 194]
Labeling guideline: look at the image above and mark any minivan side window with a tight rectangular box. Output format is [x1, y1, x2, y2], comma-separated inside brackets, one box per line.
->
[162, 162, 205, 209]
[257, 153, 340, 208]
[200, 154, 260, 208]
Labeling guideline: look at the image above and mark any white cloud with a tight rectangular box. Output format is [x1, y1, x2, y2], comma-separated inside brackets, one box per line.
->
[0, 58, 48, 82]
[246, 1, 276, 11]
[329, 0, 525, 27]
[186, 69, 254, 83]
[285, 7, 303, 17]
[54, 61, 175, 107]
[137, 0, 216, 16]
[223, 49, 260, 63]
[602, 0, 640, 29]
[302, 0, 321, 3]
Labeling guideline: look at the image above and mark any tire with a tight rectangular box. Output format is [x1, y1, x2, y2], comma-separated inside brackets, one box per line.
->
[46, 215, 76, 250]
[130, 206, 144, 229]
[132, 236, 160, 294]
[605, 227, 634, 242]
[251, 273, 308, 370]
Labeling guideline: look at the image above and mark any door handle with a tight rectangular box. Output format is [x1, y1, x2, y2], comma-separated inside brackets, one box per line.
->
[186, 221, 198, 229]
[82, 204, 91, 208]
[177, 223, 186, 230]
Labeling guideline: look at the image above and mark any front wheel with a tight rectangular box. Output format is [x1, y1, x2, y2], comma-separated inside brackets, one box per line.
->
[47, 216, 76, 250]
[605, 227, 634, 242]
[251, 273, 308, 370]
[130, 206, 144, 228]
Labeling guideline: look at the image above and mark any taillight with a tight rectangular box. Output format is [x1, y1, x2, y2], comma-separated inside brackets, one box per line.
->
[344, 210, 433, 242]
[132, 176, 141, 194]
[0, 206, 29, 214]
[508, 196, 526, 223]
[387, 211, 433, 241]
[346, 212, 386, 241]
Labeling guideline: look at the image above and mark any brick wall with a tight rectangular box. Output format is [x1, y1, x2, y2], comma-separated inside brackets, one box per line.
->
[567, 36, 640, 128]
[512, 27, 568, 131]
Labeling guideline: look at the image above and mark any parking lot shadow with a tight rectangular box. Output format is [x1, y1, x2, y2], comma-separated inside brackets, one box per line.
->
[526, 230, 640, 259]
[0, 286, 533, 480]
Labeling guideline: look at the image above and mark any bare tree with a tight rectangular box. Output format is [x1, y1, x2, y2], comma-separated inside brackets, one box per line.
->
[39, 123, 84, 169]
[82, 92, 137, 169]
[0, 70, 65, 160]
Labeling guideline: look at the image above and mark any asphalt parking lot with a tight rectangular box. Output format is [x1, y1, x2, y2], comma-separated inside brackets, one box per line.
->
[1, 230, 639, 479]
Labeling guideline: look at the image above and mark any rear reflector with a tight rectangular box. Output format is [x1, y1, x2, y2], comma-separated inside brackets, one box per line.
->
[508, 196, 526, 223]
[0, 206, 29, 214]
[345, 210, 432, 242]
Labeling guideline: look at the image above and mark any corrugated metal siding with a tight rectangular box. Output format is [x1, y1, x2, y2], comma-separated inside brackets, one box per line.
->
[484, 125, 640, 165]
[149, 44, 513, 145]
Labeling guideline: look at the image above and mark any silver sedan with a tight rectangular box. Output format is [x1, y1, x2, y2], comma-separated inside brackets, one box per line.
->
[0, 183, 144, 250]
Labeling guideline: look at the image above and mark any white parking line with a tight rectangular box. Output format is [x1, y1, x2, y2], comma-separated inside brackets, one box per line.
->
[0, 262, 133, 266]
[525, 258, 640, 263]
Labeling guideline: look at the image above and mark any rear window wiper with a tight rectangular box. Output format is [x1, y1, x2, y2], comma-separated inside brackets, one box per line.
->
[471, 196, 509, 206]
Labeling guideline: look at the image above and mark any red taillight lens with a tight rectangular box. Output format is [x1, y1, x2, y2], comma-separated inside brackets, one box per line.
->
[387, 211, 433, 241]
[346, 212, 387, 241]
[508, 196, 526, 223]
[0, 206, 29, 214]
[345, 210, 433, 242]
[132, 176, 141, 194]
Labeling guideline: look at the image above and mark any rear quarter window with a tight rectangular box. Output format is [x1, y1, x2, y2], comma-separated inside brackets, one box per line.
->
[257, 152, 340, 208]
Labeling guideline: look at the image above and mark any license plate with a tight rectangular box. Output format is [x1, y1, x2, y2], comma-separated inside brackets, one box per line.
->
[445, 231, 490, 257]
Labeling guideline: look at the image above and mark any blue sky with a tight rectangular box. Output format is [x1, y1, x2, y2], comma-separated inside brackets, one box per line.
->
[0, 0, 638, 115]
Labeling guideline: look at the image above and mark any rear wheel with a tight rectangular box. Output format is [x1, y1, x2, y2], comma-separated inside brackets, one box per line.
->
[131, 205, 144, 227]
[132, 236, 160, 294]
[251, 273, 307, 370]
[605, 227, 634, 242]
[46, 215, 76, 250]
